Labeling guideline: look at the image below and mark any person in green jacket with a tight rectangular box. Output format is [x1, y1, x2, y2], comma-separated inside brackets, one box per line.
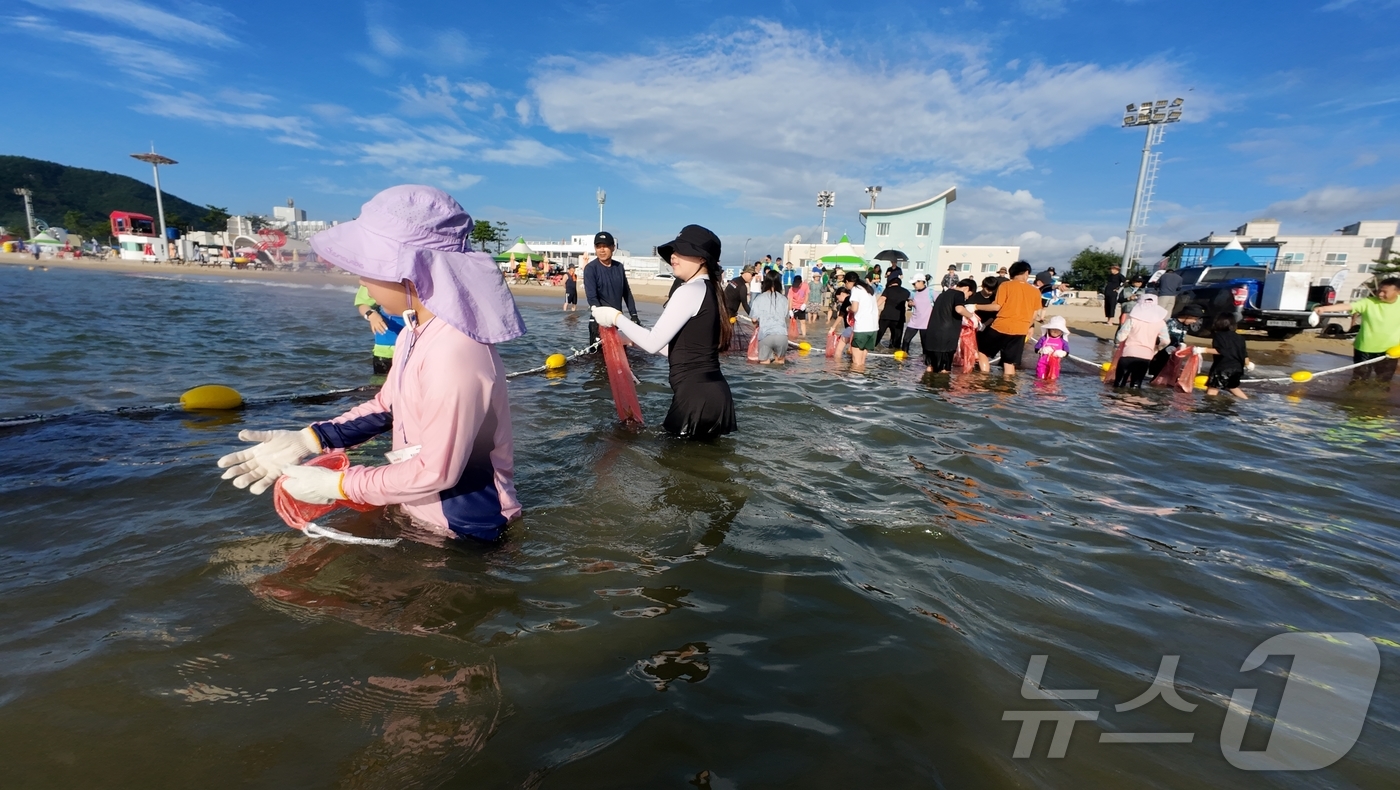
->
[1314, 276, 1400, 384]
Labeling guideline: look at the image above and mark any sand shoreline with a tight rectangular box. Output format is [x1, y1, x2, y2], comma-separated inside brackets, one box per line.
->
[5, 253, 1354, 358]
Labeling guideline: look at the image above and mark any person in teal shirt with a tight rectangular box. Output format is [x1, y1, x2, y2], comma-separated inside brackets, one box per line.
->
[1315, 276, 1400, 384]
[354, 285, 406, 374]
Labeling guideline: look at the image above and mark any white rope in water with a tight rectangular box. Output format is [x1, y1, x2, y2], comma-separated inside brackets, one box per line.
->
[1240, 353, 1389, 384]
[504, 340, 600, 379]
[303, 522, 401, 547]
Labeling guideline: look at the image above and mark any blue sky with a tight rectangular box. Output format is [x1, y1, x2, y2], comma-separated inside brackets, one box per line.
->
[4, 0, 1399, 264]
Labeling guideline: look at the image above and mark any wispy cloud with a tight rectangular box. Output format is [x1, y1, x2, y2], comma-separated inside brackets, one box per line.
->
[12, 15, 202, 80]
[480, 139, 570, 166]
[1261, 184, 1400, 228]
[22, 0, 234, 45]
[139, 92, 320, 148]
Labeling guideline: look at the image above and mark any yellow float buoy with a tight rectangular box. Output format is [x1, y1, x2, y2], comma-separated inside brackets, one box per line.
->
[1290, 370, 1313, 383]
[730, 317, 737, 324]
[798, 341, 811, 352]
[892, 350, 908, 361]
[545, 353, 567, 370]
[1101, 362, 1112, 371]
[181, 384, 243, 411]
[1387, 345, 1400, 359]
[1193, 375, 1208, 389]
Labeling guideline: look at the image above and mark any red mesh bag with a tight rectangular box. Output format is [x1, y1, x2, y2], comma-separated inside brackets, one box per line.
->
[825, 328, 837, 358]
[600, 326, 644, 425]
[953, 321, 979, 373]
[746, 330, 760, 362]
[273, 451, 376, 531]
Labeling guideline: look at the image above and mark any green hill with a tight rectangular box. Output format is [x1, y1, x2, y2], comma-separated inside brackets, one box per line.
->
[0, 155, 218, 239]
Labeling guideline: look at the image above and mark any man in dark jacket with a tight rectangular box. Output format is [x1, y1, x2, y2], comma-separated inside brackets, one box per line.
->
[1102, 264, 1125, 324]
[724, 264, 755, 317]
[584, 231, 639, 347]
[876, 276, 911, 348]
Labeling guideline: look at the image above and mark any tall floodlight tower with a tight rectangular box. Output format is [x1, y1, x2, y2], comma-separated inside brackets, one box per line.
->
[817, 191, 835, 244]
[12, 188, 36, 239]
[864, 185, 882, 209]
[596, 188, 606, 231]
[1120, 98, 1183, 269]
[131, 146, 178, 251]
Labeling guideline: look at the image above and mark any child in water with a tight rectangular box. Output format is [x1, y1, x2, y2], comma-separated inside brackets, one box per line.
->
[1200, 315, 1252, 399]
[1034, 315, 1070, 379]
[216, 185, 527, 542]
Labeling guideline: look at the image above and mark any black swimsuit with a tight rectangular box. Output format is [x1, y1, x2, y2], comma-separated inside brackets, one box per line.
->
[663, 280, 737, 440]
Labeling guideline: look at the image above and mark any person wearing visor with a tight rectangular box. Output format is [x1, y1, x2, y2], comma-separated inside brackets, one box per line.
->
[583, 230, 640, 349]
[591, 225, 737, 440]
[216, 185, 526, 543]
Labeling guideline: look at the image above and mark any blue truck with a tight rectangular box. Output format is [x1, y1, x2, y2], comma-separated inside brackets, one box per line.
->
[1172, 264, 1336, 339]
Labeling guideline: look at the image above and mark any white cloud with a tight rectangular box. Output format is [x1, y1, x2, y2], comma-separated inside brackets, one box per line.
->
[515, 97, 532, 125]
[1260, 185, 1400, 229]
[480, 139, 569, 166]
[139, 92, 320, 148]
[13, 15, 202, 80]
[531, 22, 1187, 216]
[23, 0, 233, 45]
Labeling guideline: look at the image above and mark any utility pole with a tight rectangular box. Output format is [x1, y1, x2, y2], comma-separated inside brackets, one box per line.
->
[131, 145, 178, 259]
[1120, 99, 1182, 270]
[12, 188, 35, 239]
[596, 188, 606, 232]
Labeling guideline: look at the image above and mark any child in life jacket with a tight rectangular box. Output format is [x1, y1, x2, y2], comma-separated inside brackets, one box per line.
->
[1034, 315, 1071, 379]
[216, 185, 527, 542]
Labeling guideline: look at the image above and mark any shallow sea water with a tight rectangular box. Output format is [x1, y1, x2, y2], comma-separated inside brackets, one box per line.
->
[0, 265, 1397, 789]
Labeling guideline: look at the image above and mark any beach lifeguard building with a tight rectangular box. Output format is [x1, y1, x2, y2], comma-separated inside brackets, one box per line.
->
[859, 187, 955, 278]
[109, 211, 161, 261]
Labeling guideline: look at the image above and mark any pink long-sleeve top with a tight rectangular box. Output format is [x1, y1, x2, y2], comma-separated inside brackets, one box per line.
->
[309, 318, 520, 542]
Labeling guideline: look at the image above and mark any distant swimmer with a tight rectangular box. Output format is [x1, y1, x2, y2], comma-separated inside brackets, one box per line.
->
[353, 284, 406, 374]
[592, 225, 736, 440]
[218, 185, 526, 543]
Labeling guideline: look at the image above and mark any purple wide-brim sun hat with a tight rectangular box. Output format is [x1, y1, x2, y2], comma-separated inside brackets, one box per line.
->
[311, 184, 525, 345]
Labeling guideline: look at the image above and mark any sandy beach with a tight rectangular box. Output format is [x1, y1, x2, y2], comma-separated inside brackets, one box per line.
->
[4, 252, 1356, 360]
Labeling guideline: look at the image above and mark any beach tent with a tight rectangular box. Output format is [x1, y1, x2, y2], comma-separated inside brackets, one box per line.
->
[1205, 240, 1264, 268]
[28, 230, 66, 248]
[819, 234, 867, 269]
[493, 238, 544, 263]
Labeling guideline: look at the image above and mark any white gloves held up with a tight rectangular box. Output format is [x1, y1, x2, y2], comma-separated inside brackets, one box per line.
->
[592, 306, 622, 327]
[1054, 350, 1068, 358]
[218, 427, 321, 495]
[280, 464, 344, 505]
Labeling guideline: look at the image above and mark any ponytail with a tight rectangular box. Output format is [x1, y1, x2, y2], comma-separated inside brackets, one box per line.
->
[706, 260, 733, 351]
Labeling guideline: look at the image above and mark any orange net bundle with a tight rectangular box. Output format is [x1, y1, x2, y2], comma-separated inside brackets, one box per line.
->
[825, 328, 838, 358]
[273, 451, 376, 531]
[1150, 346, 1201, 393]
[600, 326, 644, 425]
[953, 320, 979, 373]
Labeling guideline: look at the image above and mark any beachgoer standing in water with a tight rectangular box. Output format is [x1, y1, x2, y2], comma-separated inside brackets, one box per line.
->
[925, 278, 978, 373]
[1113, 293, 1170, 388]
[592, 225, 736, 440]
[563, 263, 578, 311]
[749, 270, 789, 365]
[902, 276, 933, 354]
[976, 261, 1044, 376]
[844, 271, 878, 368]
[218, 185, 525, 542]
[1313, 276, 1400, 385]
[788, 274, 810, 338]
[1199, 315, 1252, 399]
[584, 231, 639, 348]
[353, 285, 406, 374]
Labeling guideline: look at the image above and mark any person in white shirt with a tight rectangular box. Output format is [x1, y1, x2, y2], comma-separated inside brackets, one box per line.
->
[844, 271, 879, 368]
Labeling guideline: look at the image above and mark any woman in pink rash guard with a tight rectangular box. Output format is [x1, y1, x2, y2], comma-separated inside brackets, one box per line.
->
[216, 185, 526, 542]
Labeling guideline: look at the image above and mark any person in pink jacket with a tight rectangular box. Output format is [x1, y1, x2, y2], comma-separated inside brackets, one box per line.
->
[217, 185, 526, 542]
[1113, 293, 1170, 389]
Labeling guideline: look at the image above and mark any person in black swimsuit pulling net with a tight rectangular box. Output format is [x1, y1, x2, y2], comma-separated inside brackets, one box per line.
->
[590, 225, 737, 440]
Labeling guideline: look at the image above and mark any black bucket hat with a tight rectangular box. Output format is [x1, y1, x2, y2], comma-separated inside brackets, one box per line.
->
[657, 224, 721, 266]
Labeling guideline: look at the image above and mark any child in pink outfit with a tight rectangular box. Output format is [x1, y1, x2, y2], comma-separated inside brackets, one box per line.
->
[1034, 315, 1070, 379]
[217, 185, 526, 543]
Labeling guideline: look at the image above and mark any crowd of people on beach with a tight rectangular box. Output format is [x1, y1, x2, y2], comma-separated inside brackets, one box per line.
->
[220, 185, 1400, 551]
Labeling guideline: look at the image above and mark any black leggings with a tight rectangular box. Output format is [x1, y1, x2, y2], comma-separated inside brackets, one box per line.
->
[876, 319, 904, 348]
[901, 326, 922, 353]
[1114, 356, 1151, 388]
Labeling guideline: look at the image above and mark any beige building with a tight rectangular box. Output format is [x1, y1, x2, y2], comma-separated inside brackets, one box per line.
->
[1203, 219, 1397, 301]
[938, 244, 1023, 278]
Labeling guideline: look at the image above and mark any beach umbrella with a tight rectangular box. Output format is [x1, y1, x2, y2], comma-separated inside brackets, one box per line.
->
[495, 237, 544, 262]
[819, 234, 867, 268]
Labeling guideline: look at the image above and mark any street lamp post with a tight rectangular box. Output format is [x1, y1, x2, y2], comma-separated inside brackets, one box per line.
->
[742, 238, 751, 264]
[596, 188, 606, 232]
[131, 146, 178, 258]
[12, 188, 35, 239]
[864, 185, 882, 209]
[1119, 98, 1183, 269]
[817, 191, 834, 244]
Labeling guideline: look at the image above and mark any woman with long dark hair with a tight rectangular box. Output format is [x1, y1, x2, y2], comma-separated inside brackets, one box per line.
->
[591, 225, 736, 439]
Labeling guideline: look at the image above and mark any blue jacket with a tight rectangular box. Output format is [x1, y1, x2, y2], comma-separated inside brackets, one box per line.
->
[583, 259, 638, 317]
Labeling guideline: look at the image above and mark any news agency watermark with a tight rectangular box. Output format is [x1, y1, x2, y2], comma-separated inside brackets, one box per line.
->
[1003, 632, 1381, 770]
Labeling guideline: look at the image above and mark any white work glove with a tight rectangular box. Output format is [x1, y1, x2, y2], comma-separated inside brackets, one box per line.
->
[1038, 345, 1055, 356]
[1054, 350, 1067, 358]
[218, 427, 321, 495]
[1245, 360, 1256, 372]
[1192, 346, 1205, 357]
[279, 464, 344, 505]
[591, 306, 621, 327]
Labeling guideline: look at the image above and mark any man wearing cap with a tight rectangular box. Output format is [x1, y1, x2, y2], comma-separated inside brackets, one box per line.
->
[940, 265, 959, 291]
[583, 231, 639, 348]
[725, 264, 755, 317]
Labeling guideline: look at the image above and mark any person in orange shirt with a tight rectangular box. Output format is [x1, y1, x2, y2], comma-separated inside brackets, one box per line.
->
[976, 260, 1045, 376]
